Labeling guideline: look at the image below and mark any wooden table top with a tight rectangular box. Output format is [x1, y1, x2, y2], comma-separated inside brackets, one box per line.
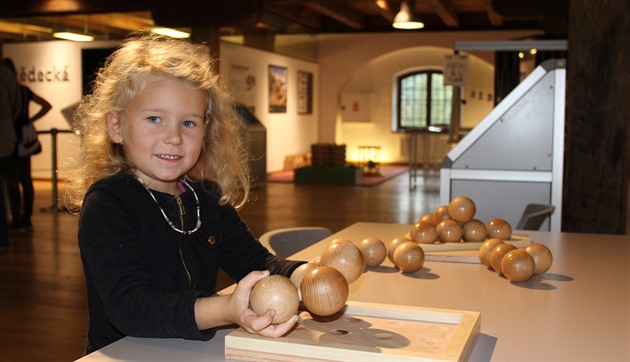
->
[77, 222, 630, 361]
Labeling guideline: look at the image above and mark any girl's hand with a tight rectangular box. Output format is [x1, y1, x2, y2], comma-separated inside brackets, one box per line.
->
[229, 270, 298, 338]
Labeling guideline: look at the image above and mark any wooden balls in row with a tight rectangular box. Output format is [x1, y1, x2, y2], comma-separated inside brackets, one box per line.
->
[479, 239, 553, 282]
[357, 236, 387, 267]
[410, 217, 511, 244]
[321, 238, 364, 284]
[299, 265, 349, 316]
[430, 195, 477, 225]
[386, 236, 425, 273]
[417, 195, 514, 243]
[357, 236, 425, 273]
[392, 241, 425, 273]
[287, 238, 363, 317]
[290, 262, 349, 317]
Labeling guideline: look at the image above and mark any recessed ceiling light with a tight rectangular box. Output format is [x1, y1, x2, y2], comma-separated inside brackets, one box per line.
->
[52, 32, 94, 42]
[150, 27, 190, 39]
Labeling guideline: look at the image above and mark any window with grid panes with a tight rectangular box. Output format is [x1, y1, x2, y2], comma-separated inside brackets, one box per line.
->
[395, 70, 452, 130]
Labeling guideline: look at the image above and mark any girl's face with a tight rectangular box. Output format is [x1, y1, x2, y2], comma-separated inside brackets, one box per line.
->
[107, 77, 207, 194]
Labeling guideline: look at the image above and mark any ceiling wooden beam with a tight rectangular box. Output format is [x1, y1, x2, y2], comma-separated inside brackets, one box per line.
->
[81, 13, 154, 31]
[484, 2, 503, 26]
[0, 0, 150, 17]
[152, 0, 262, 27]
[349, 0, 395, 22]
[0, 20, 51, 37]
[303, 0, 365, 29]
[425, 0, 459, 27]
[264, 3, 322, 30]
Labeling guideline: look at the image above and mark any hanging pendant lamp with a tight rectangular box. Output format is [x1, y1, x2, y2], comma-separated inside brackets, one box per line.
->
[393, 0, 424, 29]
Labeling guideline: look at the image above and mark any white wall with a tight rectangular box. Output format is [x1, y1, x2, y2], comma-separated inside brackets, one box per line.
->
[317, 30, 542, 165]
[5, 30, 540, 179]
[219, 42, 319, 172]
[5, 40, 319, 178]
[336, 46, 495, 165]
[4, 40, 119, 179]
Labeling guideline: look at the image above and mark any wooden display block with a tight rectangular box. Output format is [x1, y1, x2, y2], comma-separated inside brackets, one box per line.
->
[225, 301, 480, 361]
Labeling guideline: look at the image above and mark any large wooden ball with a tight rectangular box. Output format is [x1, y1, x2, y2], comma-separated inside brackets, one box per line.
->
[387, 236, 411, 263]
[290, 263, 318, 291]
[525, 243, 553, 274]
[418, 213, 434, 226]
[321, 239, 364, 284]
[393, 241, 425, 273]
[250, 275, 300, 324]
[448, 196, 476, 223]
[501, 249, 535, 282]
[489, 243, 517, 273]
[357, 237, 387, 267]
[409, 222, 438, 244]
[486, 218, 513, 240]
[478, 238, 504, 267]
[436, 219, 463, 243]
[462, 219, 488, 242]
[300, 266, 349, 316]
[432, 205, 452, 225]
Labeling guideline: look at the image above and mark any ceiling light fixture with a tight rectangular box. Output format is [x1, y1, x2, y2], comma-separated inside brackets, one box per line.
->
[150, 27, 190, 39]
[52, 32, 94, 42]
[393, 0, 424, 30]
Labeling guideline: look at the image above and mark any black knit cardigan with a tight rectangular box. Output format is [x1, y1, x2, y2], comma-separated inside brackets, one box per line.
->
[78, 171, 304, 354]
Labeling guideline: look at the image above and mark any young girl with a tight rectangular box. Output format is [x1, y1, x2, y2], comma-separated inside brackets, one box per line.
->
[66, 32, 304, 354]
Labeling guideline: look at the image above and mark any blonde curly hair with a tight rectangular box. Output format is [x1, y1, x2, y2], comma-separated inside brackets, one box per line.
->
[65, 31, 250, 210]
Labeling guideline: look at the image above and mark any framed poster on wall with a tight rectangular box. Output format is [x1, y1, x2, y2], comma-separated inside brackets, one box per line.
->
[297, 70, 313, 114]
[268, 65, 287, 113]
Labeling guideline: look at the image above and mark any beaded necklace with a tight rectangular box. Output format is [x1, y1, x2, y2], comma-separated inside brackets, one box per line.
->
[135, 176, 201, 235]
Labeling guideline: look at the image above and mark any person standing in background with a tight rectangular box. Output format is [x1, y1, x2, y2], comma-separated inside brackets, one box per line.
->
[4, 58, 52, 232]
[0, 40, 22, 248]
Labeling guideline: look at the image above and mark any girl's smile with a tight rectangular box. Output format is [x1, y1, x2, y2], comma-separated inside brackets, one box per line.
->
[107, 77, 207, 194]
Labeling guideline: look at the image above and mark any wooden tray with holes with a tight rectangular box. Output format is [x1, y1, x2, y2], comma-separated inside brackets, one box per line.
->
[224, 301, 480, 362]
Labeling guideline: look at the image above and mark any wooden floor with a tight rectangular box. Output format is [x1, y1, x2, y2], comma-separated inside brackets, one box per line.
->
[0, 170, 440, 361]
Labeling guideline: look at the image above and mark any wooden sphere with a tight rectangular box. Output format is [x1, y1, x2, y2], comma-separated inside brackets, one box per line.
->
[436, 219, 463, 243]
[462, 219, 488, 242]
[321, 239, 364, 284]
[501, 249, 535, 282]
[418, 213, 434, 226]
[478, 238, 504, 267]
[432, 205, 452, 225]
[300, 265, 349, 316]
[290, 262, 318, 292]
[250, 275, 300, 324]
[328, 238, 346, 246]
[489, 243, 517, 273]
[393, 241, 425, 273]
[448, 196, 476, 223]
[486, 218, 513, 240]
[409, 222, 438, 244]
[387, 236, 411, 263]
[525, 243, 553, 274]
[357, 237, 387, 267]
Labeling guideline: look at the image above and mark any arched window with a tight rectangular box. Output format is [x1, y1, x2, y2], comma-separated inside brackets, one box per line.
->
[395, 70, 452, 131]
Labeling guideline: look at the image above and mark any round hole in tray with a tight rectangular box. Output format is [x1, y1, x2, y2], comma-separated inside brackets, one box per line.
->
[329, 328, 350, 335]
[373, 332, 394, 340]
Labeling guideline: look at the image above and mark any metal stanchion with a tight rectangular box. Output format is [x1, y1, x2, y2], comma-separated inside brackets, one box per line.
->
[408, 133, 417, 190]
[40, 128, 74, 213]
